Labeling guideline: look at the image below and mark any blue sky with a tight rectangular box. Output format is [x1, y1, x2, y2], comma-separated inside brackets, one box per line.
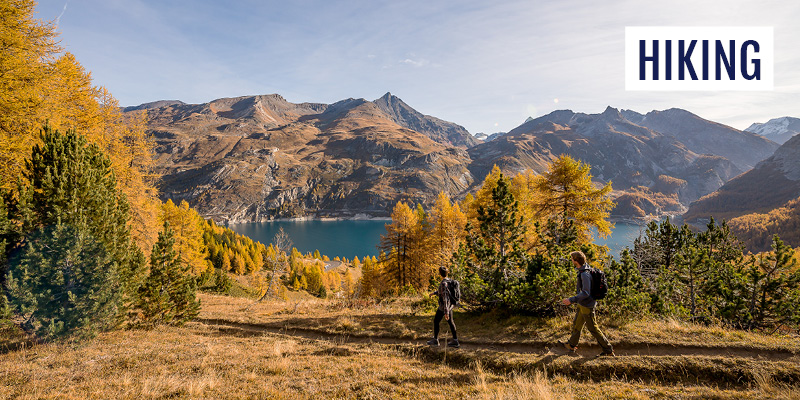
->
[36, 0, 800, 135]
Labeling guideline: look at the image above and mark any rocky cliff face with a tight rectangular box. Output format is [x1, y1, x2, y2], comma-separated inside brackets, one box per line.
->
[134, 94, 775, 223]
[145, 94, 474, 222]
[685, 133, 800, 222]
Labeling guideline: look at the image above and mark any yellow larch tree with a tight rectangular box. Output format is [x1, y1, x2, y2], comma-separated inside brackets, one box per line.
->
[429, 191, 466, 268]
[511, 169, 546, 251]
[533, 154, 614, 244]
[379, 202, 435, 291]
[0, 2, 160, 253]
[464, 165, 503, 224]
[161, 199, 212, 276]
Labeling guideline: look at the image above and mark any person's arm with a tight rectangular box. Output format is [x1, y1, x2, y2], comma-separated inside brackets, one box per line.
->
[569, 271, 592, 304]
[442, 282, 451, 311]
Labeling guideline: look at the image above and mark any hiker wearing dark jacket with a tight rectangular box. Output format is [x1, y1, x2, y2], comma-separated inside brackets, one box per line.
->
[560, 251, 614, 357]
[427, 266, 459, 348]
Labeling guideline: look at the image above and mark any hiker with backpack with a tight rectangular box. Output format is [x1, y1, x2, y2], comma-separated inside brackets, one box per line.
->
[427, 266, 460, 348]
[560, 251, 615, 357]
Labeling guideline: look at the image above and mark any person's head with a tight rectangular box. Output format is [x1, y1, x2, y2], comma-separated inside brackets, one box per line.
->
[569, 251, 586, 268]
[439, 266, 449, 278]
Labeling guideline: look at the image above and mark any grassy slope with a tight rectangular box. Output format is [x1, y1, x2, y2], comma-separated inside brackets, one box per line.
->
[199, 294, 800, 353]
[2, 322, 794, 400]
[2, 293, 800, 399]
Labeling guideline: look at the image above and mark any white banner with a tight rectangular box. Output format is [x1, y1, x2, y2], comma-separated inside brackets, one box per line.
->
[625, 26, 773, 91]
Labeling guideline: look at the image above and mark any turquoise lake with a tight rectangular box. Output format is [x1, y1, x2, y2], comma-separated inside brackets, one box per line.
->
[227, 219, 646, 260]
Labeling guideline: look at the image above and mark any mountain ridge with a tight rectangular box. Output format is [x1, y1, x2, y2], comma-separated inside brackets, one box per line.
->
[685, 133, 800, 222]
[130, 94, 778, 222]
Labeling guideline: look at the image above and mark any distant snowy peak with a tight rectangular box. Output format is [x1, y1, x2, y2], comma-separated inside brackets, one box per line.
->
[745, 116, 800, 145]
[474, 131, 505, 142]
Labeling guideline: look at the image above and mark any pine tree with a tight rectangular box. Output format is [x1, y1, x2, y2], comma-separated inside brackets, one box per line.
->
[5, 127, 145, 332]
[604, 249, 651, 319]
[633, 219, 690, 283]
[747, 236, 799, 329]
[696, 217, 744, 264]
[674, 244, 714, 319]
[137, 221, 200, 326]
[456, 173, 529, 309]
[213, 268, 232, 294]
[5, 223, 120, 338]
[469, 174, 527, 282]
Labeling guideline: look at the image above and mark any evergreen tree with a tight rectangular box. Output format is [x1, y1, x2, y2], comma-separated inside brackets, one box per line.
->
[673, 244, 714, 320]
[746, 236, 799, 329]
[696, 217, 744, 264]
[137, 221, 200, 326]
[604, 249, 650, 319]
[469, 174, 527, 282]
[5, 223, 119, 338]
[213, 268, 233, 294]
[5, 127, 144, 333]
[456, 174, 529, 309]
[633, 219, 690, 283]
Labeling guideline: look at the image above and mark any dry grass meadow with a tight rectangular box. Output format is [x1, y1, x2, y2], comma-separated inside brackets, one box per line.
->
[2, 292, 800, 399]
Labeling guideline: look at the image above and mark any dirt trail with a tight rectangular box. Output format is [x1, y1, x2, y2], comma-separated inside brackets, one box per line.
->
[197, 318, 799, 361]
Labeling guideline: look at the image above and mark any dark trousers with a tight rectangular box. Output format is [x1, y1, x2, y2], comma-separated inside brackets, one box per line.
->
[568, 305, 611, 350]
[433, 308, 457, 340]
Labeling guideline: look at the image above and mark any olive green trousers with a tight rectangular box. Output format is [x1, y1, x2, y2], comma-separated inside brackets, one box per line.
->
[567, 305, 612, 350]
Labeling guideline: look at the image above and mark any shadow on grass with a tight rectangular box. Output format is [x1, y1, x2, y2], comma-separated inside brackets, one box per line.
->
[387, 372, 475, 386]
[0, 337, 45, 355]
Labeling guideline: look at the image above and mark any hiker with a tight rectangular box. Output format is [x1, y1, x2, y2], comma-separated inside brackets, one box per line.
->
[427, 266, 460, 348]
[560, 251, 614, 357]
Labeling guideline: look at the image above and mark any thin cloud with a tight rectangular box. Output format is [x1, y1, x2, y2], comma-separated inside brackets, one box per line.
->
[400, 58, 429, 67]
[55, 1, 68, 26]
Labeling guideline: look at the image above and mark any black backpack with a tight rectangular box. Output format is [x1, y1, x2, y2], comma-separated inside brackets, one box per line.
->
[445, 279, 461, 305]
[587, 268, 608, 300]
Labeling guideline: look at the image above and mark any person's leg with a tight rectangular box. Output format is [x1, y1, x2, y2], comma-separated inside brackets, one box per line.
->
[583, 307, 612, 350]
[433, 309, 444, 339]
[445, 309, 457, 340]
[567, 307, 586, 348]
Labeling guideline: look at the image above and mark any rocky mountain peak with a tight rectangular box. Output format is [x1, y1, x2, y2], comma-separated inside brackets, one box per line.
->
[601, 106, 622, 119]
[371, 92, 477, 148]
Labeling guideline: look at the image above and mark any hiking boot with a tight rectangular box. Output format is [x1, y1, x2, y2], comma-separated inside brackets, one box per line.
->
[597, 348, 615, 357]
[426, 338, 439, 346]
[447, 339, 460, 348]
[559, 341, 577, 354]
